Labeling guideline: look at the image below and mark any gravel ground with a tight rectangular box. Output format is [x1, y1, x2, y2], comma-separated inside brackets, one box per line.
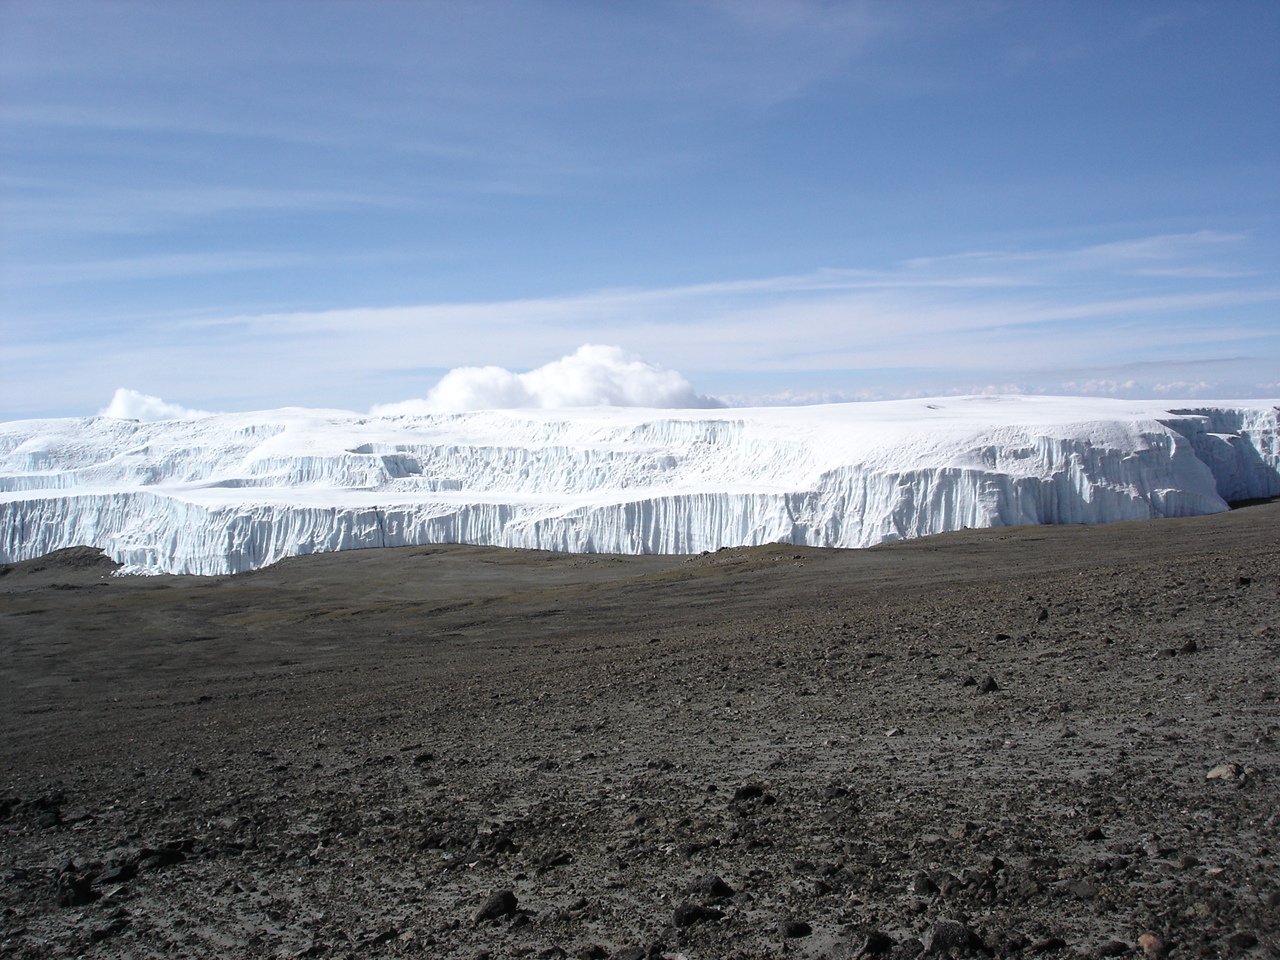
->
[2, 503, 1278, 959]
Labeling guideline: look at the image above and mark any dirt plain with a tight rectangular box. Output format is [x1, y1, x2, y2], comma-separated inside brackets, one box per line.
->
[1, 502, 1278, 960]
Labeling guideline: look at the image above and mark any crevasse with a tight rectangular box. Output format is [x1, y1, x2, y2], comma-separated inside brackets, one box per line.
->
[1, 396, 1276, 575]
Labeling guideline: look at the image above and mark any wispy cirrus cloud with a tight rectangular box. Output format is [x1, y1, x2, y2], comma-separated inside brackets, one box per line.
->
[0, 231, 1257, 417]
[163, 231, 1273, 376]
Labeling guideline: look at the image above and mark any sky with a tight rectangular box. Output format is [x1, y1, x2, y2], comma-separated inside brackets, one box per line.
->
[1, 0, 1278, 419]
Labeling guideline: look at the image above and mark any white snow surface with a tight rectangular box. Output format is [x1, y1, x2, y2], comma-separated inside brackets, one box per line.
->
[2, 396, 1277, 575]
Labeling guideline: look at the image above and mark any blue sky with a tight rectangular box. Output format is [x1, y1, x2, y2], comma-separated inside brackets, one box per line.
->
[2, 0, 1277, 418]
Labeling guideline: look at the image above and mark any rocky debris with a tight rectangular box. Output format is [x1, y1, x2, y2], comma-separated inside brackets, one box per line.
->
[3, 503, 1279, 959]
[842, 929, 895, 957]
[672, 902, 724, 926]
[977, 674, 1000, 693]
[473, 889, 518, 924]
[55, 864, 97, 907]
[688, 873, 734, 900]
[921, 919, 980, 954]
[1206, 761, 1244, 781]
[1222, 932, 1259, 952]
[1137, 933, 1169, 958]
[89, 913, 131, 943]
[780, 919, 812, 938]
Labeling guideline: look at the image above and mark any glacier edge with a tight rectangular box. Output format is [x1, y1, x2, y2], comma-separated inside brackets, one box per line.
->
[1, 397, 1276, 575]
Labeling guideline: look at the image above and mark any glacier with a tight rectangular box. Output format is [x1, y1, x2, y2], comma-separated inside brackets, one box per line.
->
[1, 396, 1277, 576]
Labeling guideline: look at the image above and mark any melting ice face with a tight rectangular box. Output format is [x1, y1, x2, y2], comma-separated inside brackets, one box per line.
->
[2, 396, 1277, 575]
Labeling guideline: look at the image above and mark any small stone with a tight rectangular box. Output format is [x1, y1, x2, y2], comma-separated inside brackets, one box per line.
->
[672, 902, 723, 927]
[1223, 932, 1258, 952]
[977, 675, 1000, 693]
[1095, 941, 1127, 957]
[909, 873, 939, 895]
[609, 949, 645, 960]
[1069, 880, 1099, 900]
[1179, 639, 1198, 654]
[780, 920, 812, 938]
[89, 917, 130, 942]
[845, 930, 895, 956]
[1036, 607, 1049, 622]
[922, 919, 977, 954]
[1138, 933, 1168, 958]
[473, 889, 518, 924]
[56, 872, 97, 907]
[733, 783, 764, 801]
[1030, 937, 1068, 953]
[1083, 826, 1107, 841]
[1206, 762, 1242, 781]
[689, 874, 734, 900]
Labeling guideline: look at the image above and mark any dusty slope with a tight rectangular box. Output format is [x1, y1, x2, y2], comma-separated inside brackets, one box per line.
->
[2, 505, 1279, 959]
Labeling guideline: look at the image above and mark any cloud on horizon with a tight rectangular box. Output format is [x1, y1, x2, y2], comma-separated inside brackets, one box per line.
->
[101, 388, 212, 422]
[8, 232, 1276, 419]
[372, 345, 724, 414]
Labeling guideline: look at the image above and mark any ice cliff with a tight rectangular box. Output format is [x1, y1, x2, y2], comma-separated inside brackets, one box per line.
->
[1, 396, 1277, 575]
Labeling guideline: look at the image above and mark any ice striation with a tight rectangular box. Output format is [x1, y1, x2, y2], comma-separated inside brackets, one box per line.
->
[1, 396, 1277, 575]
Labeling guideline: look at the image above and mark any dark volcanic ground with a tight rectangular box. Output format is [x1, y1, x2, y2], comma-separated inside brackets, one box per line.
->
[2, 504, 1279, 960]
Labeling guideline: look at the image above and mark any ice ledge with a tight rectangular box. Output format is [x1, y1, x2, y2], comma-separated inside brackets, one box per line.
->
[1, 396, 1277, 575]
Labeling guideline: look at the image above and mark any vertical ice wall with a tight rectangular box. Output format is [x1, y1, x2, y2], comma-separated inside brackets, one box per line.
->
[0, 399, 1276, 574]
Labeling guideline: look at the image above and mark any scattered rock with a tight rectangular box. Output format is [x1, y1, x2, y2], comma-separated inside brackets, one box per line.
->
[1029, 936, 1068, 953]
[1137, 933, 1168, 958]
[921, 919, 978, 954]
[1206, 762, 1243, 781]
[780, 920, 812, 938]
[1068, 879, 1099, 900]
[688, 874, 734, 900]
[842, 930, 895, 957]
[1222, 932, 1258, 952]
[56, 870, 97, 907]
[673, 902, 724, 926]
[1095, 940, 1128, 957]
[89, 916, 130, 942]
[977, 675, 1000, 693]
[909, 873, 938, 895]
[473, 889, 518, 924]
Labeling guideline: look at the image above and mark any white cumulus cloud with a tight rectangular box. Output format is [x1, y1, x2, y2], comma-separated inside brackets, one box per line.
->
[101, 388, 213, 421]
[372, 345, 723, 414]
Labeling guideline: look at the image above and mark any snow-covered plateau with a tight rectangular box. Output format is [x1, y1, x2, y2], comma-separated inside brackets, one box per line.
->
[1, 396, 1277, 575]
